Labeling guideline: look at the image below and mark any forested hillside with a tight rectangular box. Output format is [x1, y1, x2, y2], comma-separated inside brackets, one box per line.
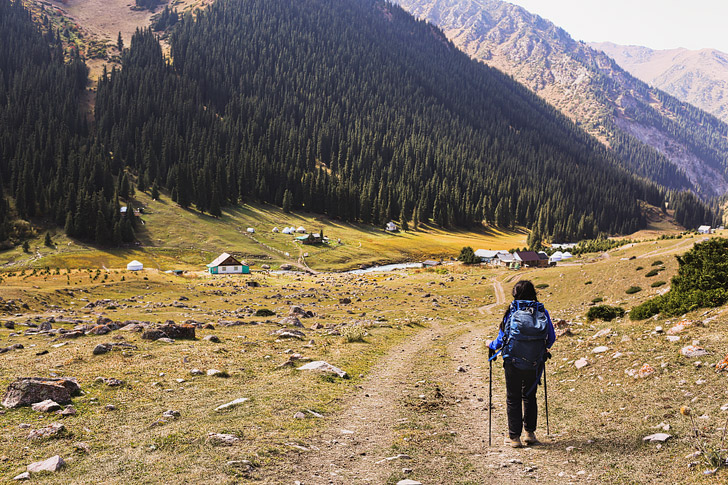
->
[96, 0, 680, 241]
[0, 0, 718, 247]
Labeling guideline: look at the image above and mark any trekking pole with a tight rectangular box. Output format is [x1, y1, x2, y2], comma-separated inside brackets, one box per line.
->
[488, 352, 493, 447]
[543, 361, 550, 436]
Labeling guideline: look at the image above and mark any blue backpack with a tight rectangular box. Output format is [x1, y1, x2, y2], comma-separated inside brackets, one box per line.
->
[500, 300, 549, 370]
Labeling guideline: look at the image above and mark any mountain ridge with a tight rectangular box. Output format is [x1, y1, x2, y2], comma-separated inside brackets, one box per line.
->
[592, 41, 728, 124]
[394, 0, 728, 198]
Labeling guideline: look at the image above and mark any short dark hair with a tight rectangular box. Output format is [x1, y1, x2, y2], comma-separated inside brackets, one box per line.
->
[512, 280, 537, 301]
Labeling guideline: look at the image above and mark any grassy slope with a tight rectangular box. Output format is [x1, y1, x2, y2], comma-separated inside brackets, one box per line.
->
[0, 191, 527, 272]
[1, 234, 727, 482]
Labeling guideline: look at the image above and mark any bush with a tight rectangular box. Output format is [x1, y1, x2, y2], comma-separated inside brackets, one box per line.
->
[645, 269, 659, 277]
[625, 286, 642, 294]
[651, 281, 666, 288]
[631, 238, 728, 320]
[635, 266, 643, 271]
[342, 324, 365, 343]
[592, 297, 604, 303]
[535, 283, 549, 289]
[254, 309, 275, 317]
[587, 305, 625, 322]
[651, 260, 663, 266]
[584, 280, 592, 285]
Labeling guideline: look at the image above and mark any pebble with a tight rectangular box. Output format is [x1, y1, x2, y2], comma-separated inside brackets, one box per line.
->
[215, 398, 249, 411]
[592, 346, 609, 353]
[105, 404, 117, 411]
[190, 369, 204, 375]
[574, 358, 589, 369]
[293, 412, 306, 419]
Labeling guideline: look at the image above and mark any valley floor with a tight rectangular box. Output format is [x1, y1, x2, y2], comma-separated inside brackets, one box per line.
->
[1, 235, 727, 483]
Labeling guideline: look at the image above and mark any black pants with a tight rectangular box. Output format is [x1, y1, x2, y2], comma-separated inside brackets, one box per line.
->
[503, 362, 539, 439]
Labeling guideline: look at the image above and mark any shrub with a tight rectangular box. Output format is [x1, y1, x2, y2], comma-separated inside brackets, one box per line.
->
[591, 297, 604, 303]
[651, 260, 664, 266]
[458, 246, 479, 265]
[645, 269, 659, 277]
[342, 324, 365, 343]
[586, 305, 625, 322]
[535, 283, 549, 289]
[635, 266, 643, 271]
[651, 281, 666, 288]
[254, 309, 275, 317]
[585, 281, 592, 285]
[625, 286, 642, 294]
[631, 238, 728, 320]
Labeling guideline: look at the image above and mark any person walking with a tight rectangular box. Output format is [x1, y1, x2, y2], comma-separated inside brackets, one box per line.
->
[487, 280, 555, 448]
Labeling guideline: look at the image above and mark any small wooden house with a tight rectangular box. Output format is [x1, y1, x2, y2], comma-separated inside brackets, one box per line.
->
[385, 221, 397, 232]
[207, 253, 250, 275]
[514, 251, 547, 268]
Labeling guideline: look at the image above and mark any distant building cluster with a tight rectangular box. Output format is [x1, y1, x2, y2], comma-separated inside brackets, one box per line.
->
[474, 249, 572, 269]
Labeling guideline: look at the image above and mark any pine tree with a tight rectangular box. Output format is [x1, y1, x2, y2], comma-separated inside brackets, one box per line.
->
[44, 232, 53, 247]
[282, 189, 293, 213]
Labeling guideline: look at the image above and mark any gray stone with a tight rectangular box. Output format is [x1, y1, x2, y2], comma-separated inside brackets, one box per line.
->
[58, 405, 77, 416]
[275, 329, 306, 340]
[203, 335, 221, 343]
[27, 423, 65, 440]
[207, 432, 240, 446]
[93, 344, 111, 355]
[592, 346, 609, 354]
[31, 399, 61, 412]
[297, 361, 348, 378]
[190, 369, 204, 376]
[2, 377, 80, 408]
[680, 345, 709, 358]
[574, 358, 589, 369]
[396, 480, 422, 485]
[280, 316, 304, 328]
[27, 455, 65, 473]
[162, 410, 180, 419]
[13, 472, 30, 480]
[95, 377, 124, 387]
[293, 411, 306, 419]
[215, 398, 249, 411]
[643, 433, 672, 443]
[39, 321, 52, 332]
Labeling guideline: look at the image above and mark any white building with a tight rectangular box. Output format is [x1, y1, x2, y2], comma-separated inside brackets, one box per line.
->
[126, 260, 143, 271]
[698, 225, 711, 234]
[385, 222, 397, 232]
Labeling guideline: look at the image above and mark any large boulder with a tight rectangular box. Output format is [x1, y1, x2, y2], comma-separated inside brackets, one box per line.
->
[141, 329, 167, 341]
[27, 455, 65, 473]
[2, 377, 81, 408]
[297, 361, 348, 378]
[289, 306, 315, 318]
[279, 316, 304, 328]
[159, 322, 196, 340]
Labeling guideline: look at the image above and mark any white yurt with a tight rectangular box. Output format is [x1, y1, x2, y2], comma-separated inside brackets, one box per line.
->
[272, 227, 280, 233]
[126, 260, 143, 271]
[296, 226, 306, 233]
[562, 251, 573, 259]
[282, 227, 292, 234]
[247, 227, 255, 233]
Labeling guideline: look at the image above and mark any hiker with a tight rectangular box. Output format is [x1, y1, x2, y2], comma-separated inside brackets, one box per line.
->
[486, 280, 555, 448]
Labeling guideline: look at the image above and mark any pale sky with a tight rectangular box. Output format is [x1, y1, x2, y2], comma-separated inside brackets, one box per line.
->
[507, 0, 728, 52]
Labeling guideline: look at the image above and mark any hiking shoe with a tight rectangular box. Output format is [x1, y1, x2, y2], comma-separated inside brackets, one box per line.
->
[505, 437, 522, 448]
[524, 431, 540, 445]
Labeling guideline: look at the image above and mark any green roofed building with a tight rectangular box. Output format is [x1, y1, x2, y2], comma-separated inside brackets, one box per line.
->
[207, 252, 250, 275]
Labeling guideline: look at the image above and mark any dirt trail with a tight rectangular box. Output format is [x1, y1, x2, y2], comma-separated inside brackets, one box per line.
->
[271, 277, 569, 484]
[637, 237, 696, 260]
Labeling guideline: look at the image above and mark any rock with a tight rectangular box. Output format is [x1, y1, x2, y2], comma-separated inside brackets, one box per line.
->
[58, 405, 77, 416]
[592, 328, 611, 339]
[27, 423, 65, 440]
[159, 322, 196, 339]
[636, 363, 655, 378]
[293, 411, 306, 419]
[31, 399, 62, 412]
[297, 361, 348, 378]
[206, 432, 240, 446]
[157, 337, 175, 343]
[206, 369, 229, 377]
[457, 366, 467, 372]
[246, 281, 260, 288]
[280, 316, 304, 328]
[203, 335, 220, 343]
[592, 346, 609, 353]
[574, 358, 589, 369]
[105, 404, 116, 411]
[27, 455, 65, 473]
[261, 264, 271, 270]
[289, 306, 314, 318]
[95, 377, 124, 387]
[2, 377, 80, 408]
[667, 336, 681, 343]
[215, 398, 249, 411]
[681, 345, 709, 358]
[93, 344, 111, 355]
[190, 369, 204, 376]
[280, 264, 293, 270]
[39, 321, 52, 332]
[396, 480, 422, 485]
[73, 442, 90, 454]
[667, 320, 694, 335]
[13, 472, 30, 480]
[87, 325, 111, 335]
[275, 328, 306, 340]
[4, 321, 15, 329]
[162, 410, 180, 419]
[339, 298, 352, 304]
[141, 329, 166, 341]
[716, 354, 728, 372]
[643, 433, 672, 443]
[554, 319, 572, 338]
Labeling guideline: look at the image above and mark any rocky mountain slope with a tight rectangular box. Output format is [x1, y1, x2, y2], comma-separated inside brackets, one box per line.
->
[394, 0, 728, 198]
[592, 42, 728, 124]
